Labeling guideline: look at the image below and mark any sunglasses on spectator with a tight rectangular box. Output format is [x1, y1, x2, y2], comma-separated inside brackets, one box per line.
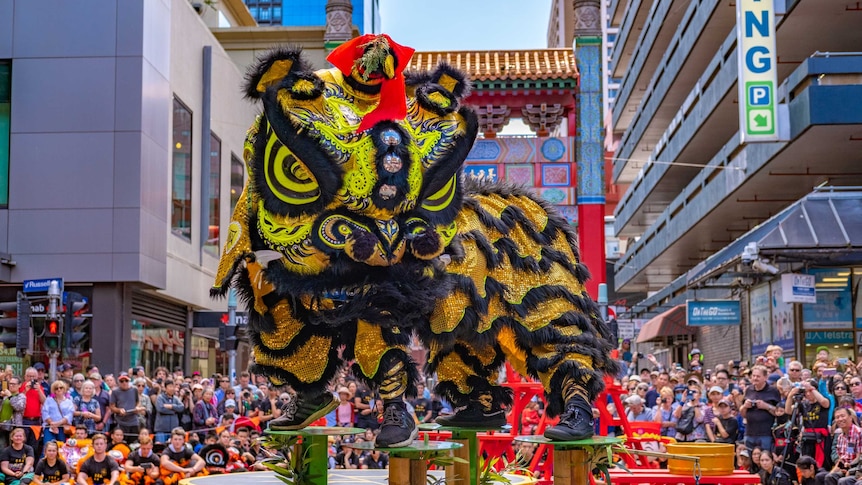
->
[835, 386, 848, 391]
[852, 382, 862, 387]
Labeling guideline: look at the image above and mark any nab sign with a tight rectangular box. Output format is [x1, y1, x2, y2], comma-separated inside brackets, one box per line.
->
[737, 0, 779, 142]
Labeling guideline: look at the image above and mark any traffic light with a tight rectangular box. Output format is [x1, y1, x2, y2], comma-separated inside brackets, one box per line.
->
[64, 292, 89, 356]
[15, 292, 32, 357]
[43, 317, 62, 351]
[0, 292, 31, 355]
[219, 325, 238, 351]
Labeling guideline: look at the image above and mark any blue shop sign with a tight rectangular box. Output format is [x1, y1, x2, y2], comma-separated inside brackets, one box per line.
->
[804, 331, 853, 344]
[686, 300, 741, 326]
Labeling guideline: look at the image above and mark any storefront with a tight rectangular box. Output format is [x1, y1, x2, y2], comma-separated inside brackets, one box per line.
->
[686, 188, 862, 367]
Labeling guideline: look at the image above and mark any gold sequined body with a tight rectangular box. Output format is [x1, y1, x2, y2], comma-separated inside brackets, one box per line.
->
[423, 182, 618, 414]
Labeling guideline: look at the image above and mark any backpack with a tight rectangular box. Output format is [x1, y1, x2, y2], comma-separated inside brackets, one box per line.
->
[677, 406, 696, 435]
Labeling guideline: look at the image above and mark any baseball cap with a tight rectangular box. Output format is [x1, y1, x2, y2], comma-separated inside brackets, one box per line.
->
[740, 450, 750, 458]
[59, 363, 74, 372]
[628, 375, 642, 382]
[687, 376, 701, 386]
[708, 386, 724, 395]
[225, 399, 237, 408]
[690, 348, 702, 355]
[118, 372, 131, 382]
[718, 398, 732, 407]
[192, 383, 204, 391]
[192, 371, 201, 376]
[34, 362, 46, 371]
[625, 395, 644, 406]
[767, 374, 780, 385]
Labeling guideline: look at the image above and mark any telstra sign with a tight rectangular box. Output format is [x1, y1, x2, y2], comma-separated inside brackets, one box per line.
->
[737, 0, 779, 142]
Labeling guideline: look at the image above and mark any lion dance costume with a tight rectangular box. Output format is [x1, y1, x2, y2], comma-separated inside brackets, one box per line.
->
[212, 34, 619, 447]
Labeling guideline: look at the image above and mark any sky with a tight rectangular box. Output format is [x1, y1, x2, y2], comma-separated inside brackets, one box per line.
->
[377, 0, 555, 52]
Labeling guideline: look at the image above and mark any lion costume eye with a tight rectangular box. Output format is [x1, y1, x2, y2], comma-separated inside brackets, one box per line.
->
[263, 126, 321, 206]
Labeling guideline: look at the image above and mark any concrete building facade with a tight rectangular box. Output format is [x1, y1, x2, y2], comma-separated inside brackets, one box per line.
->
[607, 0, 862, 367]
[0, 0, 259, 375]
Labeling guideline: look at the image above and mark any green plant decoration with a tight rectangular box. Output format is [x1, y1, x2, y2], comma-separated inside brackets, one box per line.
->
[354, 37, 392, 81]
[425, 453, 469, 484]
[585, 441, 631, 484]
[258, 434, 323, 485]
[478, 453, 535, 485]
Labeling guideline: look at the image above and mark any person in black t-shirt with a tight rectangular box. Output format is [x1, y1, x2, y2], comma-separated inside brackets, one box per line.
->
[711, 398, 739, 443]
[33, 441, 69, 485]
[123, 437, 161, 485]
[77, 434, 120, 485]
[742, 365, 781, 452]
[0, 428, 35, 485]
[786, 379, 831, 468]
[158, 428, 205, 485]
[353, 385, 378, 430]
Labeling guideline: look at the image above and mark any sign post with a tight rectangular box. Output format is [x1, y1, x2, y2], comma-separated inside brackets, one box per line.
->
[736, 0, 779, 143]
[228, 289, 237, 386]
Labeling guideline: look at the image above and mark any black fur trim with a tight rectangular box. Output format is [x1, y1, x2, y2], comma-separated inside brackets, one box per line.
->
[404, 70, 433, 88]
[415, 84, 459, 116]
[349, 349, 421, 399]
[415, 106, 478, 225]
[243, 46, 308, 100]
[429, 63, 472, 99]
[344, 73, 383, 94]
[545, 362, 607, 418]
[257, 94, 342, 218]
[282, 71, 324, 101]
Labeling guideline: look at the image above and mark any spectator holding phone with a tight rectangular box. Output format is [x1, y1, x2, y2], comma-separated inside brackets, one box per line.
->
[673, 381, 707, 442]
[123, 436, 161, 485]
[742, 365, 780, 452]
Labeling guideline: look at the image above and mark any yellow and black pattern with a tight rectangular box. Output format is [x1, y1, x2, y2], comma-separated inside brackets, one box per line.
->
[421, 179, 619, 417]
[213, 46, 616, 411]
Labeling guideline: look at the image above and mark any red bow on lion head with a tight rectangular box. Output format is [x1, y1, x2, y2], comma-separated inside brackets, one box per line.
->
[327, 34, 416, 132]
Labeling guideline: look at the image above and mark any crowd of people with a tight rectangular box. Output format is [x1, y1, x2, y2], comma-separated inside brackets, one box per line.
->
[6, 341, 862, 484]
[612, 341, 862, 485]
[0, 361, 483, 484]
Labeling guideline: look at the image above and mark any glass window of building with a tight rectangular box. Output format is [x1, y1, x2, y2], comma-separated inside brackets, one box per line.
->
[172, 97, 193, 240]
[230, 154, 244, 213]
[0, 61, 10, 207]
[206, 133, 221, 255]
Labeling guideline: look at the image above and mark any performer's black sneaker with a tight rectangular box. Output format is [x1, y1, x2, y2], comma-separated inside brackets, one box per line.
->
[268, 392, 338, 431]
[434, 404, 507, 428]
[375, 401, 417, 448]
[543, 394, 594, 441]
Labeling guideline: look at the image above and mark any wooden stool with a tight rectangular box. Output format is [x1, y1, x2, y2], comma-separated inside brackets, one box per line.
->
[420, 424, 510, 485]
[515, 435, 621, 485]
[266, 427, 364, 485]
[346, 440, 462, 485]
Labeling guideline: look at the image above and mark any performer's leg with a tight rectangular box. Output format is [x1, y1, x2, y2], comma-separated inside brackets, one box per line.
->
[344, 319, 419, 447]
[430, 341, 511, 427]
[252, 298, 340, 430]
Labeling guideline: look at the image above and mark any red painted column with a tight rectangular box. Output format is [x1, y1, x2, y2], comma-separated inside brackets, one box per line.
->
[578, 204, 606, 298]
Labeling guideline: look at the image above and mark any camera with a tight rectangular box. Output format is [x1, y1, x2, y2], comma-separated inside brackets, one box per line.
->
[660, 398, 668, 404]
[686, 390, 695, 401]
[141, 463, 153, 469]
[31, 379, 38, 388]
[636, 352, 645, 359]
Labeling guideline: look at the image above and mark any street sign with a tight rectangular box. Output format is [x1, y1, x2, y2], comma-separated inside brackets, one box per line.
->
[617, 321, 635, 340]
[781, 273, 816, 303]
[193, 311, 248, 328]
[22, 278, 63, 294]
[686, 300, 742, 326]
[736, 0, 779, 142]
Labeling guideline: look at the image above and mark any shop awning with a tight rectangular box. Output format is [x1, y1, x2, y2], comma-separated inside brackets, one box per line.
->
[636, 304, 696, 343]
[686, 188, 862, 287]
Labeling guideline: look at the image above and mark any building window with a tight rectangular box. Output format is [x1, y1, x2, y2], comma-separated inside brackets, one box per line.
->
[206, 133, 221, 255]
[259, 7, 271, 21]
[0, 61, 10, 207]
[230, 154, 244, 214]
[172, 97, 193, 241]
